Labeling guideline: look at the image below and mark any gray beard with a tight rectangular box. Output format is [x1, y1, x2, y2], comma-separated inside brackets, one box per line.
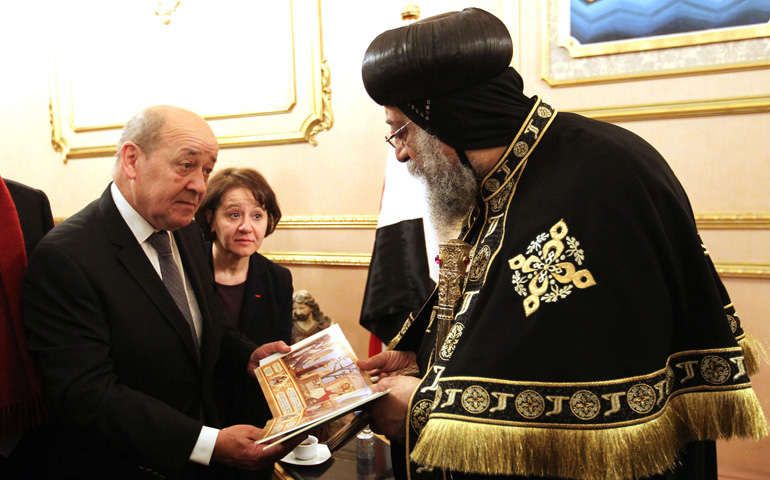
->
[408, 128, 479, 240]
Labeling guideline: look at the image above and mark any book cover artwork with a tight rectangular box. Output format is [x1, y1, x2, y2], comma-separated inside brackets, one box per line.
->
[255, 324, 385, 445]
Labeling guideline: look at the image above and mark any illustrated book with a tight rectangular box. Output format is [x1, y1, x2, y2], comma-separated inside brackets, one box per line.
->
[254, 324, 388, 446]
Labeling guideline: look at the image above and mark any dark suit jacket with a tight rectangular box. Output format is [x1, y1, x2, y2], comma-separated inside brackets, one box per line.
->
[21, 186, 256, 479]
[5, 178, 54, 255]
[207, 246, 293, 430]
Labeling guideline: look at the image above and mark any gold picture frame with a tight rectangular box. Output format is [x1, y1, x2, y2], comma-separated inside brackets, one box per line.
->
[50, 0, 332, 161]
[542, 0, 770, 86]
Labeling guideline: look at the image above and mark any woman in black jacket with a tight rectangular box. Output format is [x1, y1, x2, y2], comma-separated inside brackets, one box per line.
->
[197, 167, 293, 479]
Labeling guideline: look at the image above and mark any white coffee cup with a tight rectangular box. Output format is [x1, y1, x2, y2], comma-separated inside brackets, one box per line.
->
[293, 435, 318, 460]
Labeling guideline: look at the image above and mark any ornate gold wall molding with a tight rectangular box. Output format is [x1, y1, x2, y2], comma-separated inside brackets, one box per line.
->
[715, 263, 770, 279]
[261, 253, 770, 279]
[698, 214, 770, 279]
[55, 214, 770, 231]
[695, 214, 770, 229]
[572, 95, 770, 122]
[262, 252, 371, 267]
[52, 214, 770, 278]
[50, 0, 331, 162]
[277, 214, 770, 230]
[54, 214, 379, 228]
[278, 215, 378, 229]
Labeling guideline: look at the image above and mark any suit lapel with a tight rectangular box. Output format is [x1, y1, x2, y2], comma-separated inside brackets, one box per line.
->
[99, 188, 201, 365]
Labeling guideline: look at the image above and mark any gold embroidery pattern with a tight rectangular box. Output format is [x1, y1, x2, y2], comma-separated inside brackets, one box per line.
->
[570, 390, 601, 420]
[480, 99, 554, 203]
[484, 178, 501, 192]
[468, 245, 491, 282]
[513, 141, 529, 157]
[508, 219, 596, 317]
[440, 323, 464, 360]
[489, 180, 514, 213]
[701, 355, 731, 384]
[411, 399, 433, 433]
[462, 386, 490, 414]
[431, 386, 443, 410]
[727, 314, 738, 334]
[665, 367, 675, 394]
[425, 348, 752, 428]
[627, 384, 656, 414]
[516, 390, 545, 419]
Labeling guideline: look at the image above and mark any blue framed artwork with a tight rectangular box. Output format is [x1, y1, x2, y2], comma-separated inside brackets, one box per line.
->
[543, 0, 770, 85]
[570, 0, 770, 47]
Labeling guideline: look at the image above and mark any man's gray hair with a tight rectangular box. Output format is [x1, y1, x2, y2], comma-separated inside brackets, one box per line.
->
[114, 107, 167, 169]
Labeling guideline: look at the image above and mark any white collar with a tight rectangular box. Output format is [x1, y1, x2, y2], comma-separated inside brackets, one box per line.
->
[110, 182, 158, 244]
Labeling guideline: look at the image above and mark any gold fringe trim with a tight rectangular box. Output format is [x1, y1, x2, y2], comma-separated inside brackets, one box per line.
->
[739, 332, 769, 376]
[410, 389, 768, 480]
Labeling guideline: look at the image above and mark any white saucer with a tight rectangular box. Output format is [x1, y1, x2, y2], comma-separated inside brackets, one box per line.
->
[280, 444, 331, 466]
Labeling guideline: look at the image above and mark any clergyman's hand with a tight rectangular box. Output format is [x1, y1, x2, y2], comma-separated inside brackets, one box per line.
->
[211, 424, 304, 471]
[357, 350, 418, 379]
[368, 374, 421, 444]
[247, 341, 291, 378]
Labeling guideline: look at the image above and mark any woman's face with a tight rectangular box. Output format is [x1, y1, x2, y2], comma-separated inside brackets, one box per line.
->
[210, 186, 268, 258]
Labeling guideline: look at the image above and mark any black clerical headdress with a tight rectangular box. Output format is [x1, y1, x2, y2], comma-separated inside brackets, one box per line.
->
[362, 8, 535, 151]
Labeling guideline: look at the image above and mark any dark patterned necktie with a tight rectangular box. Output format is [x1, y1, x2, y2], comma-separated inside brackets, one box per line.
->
[146, 231, 200, 353]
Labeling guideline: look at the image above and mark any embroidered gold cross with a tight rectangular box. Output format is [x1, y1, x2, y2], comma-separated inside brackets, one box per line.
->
[508, 219, 596, 316]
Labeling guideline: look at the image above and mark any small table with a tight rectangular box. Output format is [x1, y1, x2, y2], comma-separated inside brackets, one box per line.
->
[275, 435, 394, 480]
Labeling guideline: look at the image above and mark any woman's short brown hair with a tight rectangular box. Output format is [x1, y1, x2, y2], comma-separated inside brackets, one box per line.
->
[196, 167, 282, 241]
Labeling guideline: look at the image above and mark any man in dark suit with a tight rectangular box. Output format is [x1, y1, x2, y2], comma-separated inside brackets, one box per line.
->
[20, 105, 300, 479]
[0, 177, 53, 474]
[4, 178, 55, 254]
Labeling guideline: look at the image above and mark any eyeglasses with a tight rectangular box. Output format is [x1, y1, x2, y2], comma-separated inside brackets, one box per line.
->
[385, 121, 412, 148]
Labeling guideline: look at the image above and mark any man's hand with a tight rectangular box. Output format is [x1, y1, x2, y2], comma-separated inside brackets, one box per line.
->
[247, 341, 291, 378]
[368, 375, 421, 444]
[357, 350, 418, 378]
[211, 424, 304, 470]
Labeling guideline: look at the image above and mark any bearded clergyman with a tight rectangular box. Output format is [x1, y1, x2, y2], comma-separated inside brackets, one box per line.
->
[357, 8, 768, 480]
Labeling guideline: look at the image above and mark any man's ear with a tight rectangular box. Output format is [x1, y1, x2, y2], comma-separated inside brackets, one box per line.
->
[119, 142, 142, 180]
